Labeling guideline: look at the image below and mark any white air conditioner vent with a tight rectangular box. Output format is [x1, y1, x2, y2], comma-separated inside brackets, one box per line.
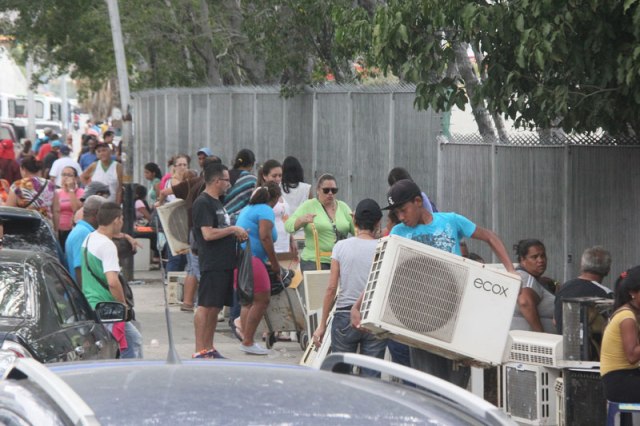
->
[360, 235, 521, 365]
[503, 362, 560, 425]
[507, 331, 564, 367]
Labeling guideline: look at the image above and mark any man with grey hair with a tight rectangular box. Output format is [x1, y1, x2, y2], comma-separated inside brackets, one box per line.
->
[65, 195, 106, 286]
[554, 246, 614, 333]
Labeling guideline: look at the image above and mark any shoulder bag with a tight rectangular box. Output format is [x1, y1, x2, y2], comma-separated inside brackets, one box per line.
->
[84, 234, 135, 321]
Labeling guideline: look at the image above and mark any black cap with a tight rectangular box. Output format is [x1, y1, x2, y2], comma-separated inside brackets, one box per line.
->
[382, 179, 421, 210]
[355, 198, 382, 222]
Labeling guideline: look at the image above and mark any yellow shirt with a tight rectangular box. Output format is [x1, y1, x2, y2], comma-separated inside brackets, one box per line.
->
[601, 308, 640, 376]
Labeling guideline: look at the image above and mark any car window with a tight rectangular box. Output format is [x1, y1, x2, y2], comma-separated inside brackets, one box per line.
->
[0, 263, 27, 318]
[50, 263, 91, 322]
[43, 264, 76, 325]
[2, 216, 59, 257]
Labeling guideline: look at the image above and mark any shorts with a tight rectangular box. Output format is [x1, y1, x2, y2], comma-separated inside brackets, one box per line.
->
[234, 256, 271, 294]
[198, 269, 234, 309]
[186, 251, 201, 280]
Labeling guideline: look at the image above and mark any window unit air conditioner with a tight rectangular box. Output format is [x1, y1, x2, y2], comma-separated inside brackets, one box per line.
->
[359, 235, 521, 365]
[563, 368, 606, 425]
[502, 362, 560, 425]
[506, 330, 564, 368]
[555, 378, 564, 426]
[562, 297, 613, 362]
[156, 199, 190, 256]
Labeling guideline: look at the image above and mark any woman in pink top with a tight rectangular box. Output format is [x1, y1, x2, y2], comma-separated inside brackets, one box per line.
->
[55, 166, 84, 248]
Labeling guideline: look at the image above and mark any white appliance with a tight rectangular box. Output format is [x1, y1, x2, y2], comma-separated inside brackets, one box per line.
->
[554, 377, 565, 426]
[156, 199, 190, 256]
[502, 362, 560, 425]
[359, 235, 521, 365]
[506, 330, 564, 368]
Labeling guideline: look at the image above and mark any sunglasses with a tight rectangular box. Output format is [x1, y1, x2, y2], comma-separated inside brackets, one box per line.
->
[321, 188, 339, 194]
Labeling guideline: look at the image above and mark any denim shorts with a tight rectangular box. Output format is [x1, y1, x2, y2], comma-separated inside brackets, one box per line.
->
[186, 251, 201, 280]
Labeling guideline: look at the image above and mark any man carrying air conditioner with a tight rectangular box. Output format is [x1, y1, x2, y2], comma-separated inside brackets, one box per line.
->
[352, 179, 516, 388]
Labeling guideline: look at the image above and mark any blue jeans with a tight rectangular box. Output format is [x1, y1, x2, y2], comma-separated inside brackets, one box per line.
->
[331, 312, 387, 377]
[387, 340, 411, 367]
[164, 243, 186, 272]
[121, 322, 144, 359]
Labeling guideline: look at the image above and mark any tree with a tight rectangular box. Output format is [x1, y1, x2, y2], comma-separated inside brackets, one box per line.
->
[371, 0, 640, 135]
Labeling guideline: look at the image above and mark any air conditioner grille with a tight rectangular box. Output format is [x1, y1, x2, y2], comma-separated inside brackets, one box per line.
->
[507, 368, 538, 420]
[509, 341, 558, 366]
[381, 246, 468, 342]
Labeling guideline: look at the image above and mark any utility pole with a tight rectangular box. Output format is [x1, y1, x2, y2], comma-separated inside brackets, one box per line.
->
[106, 0, 135, 282]
[26, 55, 36, 141]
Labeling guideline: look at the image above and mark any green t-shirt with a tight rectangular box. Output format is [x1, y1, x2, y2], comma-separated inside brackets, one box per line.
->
[81, 231, 121, 309]
[285, 198, 354, 264]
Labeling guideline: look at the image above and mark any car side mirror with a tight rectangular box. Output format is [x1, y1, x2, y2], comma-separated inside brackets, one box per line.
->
[94, 302, 127, 323]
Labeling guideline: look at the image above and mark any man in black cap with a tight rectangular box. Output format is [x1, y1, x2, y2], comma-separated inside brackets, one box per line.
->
[379, 179, 515, 387]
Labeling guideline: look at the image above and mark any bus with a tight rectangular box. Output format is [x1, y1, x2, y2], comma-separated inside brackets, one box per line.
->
[0, 92, 66, 140]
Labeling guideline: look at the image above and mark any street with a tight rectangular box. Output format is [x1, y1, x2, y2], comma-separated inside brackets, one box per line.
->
[132, 270, 303, 365]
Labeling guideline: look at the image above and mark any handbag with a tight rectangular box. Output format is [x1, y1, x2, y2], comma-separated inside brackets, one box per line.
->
[268, 267, 294, 296]
[84, 235, 135, 321]
[236, 239, 254, 305]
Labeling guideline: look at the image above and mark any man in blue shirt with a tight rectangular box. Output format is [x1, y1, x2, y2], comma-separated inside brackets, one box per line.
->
[383, 179, 516, 388]
[65, 195, 105, 285]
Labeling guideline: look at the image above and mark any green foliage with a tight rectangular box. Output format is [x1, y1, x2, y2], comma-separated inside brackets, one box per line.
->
[371, 0, 640, 134]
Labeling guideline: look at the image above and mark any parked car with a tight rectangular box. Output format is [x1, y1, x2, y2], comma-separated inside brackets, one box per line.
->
[0, 351, 514, 425]
[0, 249, 120, 363]
[0, 206, 64, 264]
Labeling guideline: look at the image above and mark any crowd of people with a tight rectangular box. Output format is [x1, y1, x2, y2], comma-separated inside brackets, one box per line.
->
[2, 126, 639, 403]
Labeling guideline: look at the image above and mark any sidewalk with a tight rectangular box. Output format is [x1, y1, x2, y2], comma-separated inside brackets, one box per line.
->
[132, 269, 304, 364]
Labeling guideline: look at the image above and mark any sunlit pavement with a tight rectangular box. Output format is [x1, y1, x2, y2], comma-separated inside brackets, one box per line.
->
[132, 270, 304, 364]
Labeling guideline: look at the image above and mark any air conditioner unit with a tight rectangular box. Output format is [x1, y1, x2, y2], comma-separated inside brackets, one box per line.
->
[555, 378, 564, 426]
[502, 362, 559, 425]
[563, 368, 606, 425]
[359, 235, 520, 365]
[156, 199, 190, 256]
[562, 297, 613, 362]
[507, 330, 564, 368]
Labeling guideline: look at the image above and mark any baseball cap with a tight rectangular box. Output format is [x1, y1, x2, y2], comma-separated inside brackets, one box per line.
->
[81, 181, 110, 201]
[382, 179, 421, 210]
[60, 145, 71, 155]
[355, 198, 382, 222]
[197, 147, 213, 157]
[51, 140, 63, 148]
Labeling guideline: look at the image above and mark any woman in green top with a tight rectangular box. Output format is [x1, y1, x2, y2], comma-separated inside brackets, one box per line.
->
[144, 162, 163, 206]
[285, 174, 354, 271]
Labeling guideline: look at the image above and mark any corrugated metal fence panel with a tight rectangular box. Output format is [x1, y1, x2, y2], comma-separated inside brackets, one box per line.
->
[351, 92, 391, 209]
[231, 93, 255, 158]
[255, 94, 284, 164]
[208, 93, 232, 164]
[165, 94, 182, 155]
[177, 94, 191, 155]
[156, 95, 168, 169]
[315, 93, 350, 197]
[439, 144, 493, 261]
[569, 146, 640, 287]
[393, 92, 440, 206]
[191, 94, 209, 153]
[284, 94, 313, 178]
[495, 146, 566, 279]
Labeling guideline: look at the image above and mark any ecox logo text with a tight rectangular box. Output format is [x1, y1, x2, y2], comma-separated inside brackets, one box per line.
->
[473, 278, 508, 297]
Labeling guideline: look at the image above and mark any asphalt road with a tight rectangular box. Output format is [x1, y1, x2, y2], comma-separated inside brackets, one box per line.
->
[132, 270, 304, 365]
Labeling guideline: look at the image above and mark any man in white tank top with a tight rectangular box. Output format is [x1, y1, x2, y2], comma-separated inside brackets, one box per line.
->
[81, 142, 123, 204]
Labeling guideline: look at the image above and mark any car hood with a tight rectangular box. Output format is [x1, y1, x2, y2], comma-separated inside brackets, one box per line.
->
[52, 360, 488, 425]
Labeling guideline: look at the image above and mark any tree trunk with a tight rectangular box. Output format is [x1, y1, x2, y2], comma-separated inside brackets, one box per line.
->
[186, 0, 222, 86]
[453, 41, 497, 143]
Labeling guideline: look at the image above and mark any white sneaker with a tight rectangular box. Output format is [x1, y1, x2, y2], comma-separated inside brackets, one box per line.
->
[217, 311, 225, 322]
[240, 343, 270, 355]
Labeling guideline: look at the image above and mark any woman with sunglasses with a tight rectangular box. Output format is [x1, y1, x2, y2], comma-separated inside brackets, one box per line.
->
[285, 174, 354, 271]
[54, 166, 84, 248]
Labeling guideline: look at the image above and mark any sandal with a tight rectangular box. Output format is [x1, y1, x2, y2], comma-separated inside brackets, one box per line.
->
[231, 318, 244, 342]
[180, 303, 194, 312]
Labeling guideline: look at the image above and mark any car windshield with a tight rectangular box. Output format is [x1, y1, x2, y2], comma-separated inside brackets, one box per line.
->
[0, 126, 12, 140]
[2, 216, 58, 255]
[0, 263, 27, 318]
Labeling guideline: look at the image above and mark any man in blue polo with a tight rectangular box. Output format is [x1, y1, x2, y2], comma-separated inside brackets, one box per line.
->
[383, 179, 516, 388]
[65, 195, 106, 285]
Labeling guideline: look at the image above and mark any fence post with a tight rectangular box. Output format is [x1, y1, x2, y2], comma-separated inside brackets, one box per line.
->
[311, 92, 318, 181]
[562, 144, 570, 282]
[347, 91, 353, 205]
[388, 92, 395, 179]
[491, 141, 498, 264]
